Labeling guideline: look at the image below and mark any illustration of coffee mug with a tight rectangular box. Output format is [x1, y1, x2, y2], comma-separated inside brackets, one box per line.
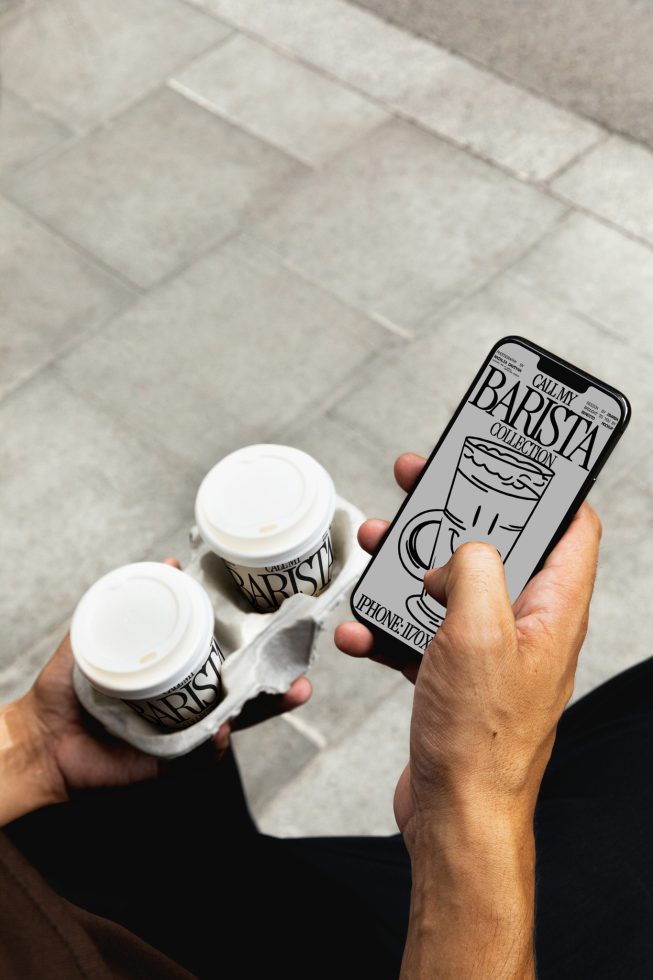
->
[398, 437, 554, 634]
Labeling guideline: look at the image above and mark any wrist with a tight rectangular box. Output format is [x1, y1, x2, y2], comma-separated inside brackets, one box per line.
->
[405, 779, 537, 850]
[408, 789, 536, 924]
[410, 800, 535, 891]
[403, 803, 536, 979]
[0, 694, 67, 826]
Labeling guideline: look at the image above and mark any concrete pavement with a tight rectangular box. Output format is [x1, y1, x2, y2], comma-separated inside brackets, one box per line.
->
[1, 0, 651, 836]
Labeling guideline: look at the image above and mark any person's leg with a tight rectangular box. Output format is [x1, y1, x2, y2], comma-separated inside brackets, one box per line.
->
[263, 649, 653, 980]
[4, 743, 260, 974]
[5, 734, 409, 978]
[270, 660, 653, 980]
[9, 657, 653, 978]
[6, 730, 411, 979]
[263, 833, 411, 979]
[534, 656, 653, 978]
[541, 654, 653, 797]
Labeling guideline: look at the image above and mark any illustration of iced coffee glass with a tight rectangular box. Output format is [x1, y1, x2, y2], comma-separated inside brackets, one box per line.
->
[398, 437, 554, 634]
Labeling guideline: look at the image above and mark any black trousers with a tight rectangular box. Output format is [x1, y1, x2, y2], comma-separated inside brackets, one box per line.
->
[6, 656, 653, 979]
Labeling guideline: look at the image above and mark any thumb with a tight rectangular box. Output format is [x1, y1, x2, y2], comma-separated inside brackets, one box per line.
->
[424, 541, 514, 637]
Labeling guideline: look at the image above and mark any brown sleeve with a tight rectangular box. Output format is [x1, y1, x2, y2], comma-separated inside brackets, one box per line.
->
[0, 832, 195, 980]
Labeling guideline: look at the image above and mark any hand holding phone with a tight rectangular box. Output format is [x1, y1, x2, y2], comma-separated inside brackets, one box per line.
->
[350, 336, 630, 659]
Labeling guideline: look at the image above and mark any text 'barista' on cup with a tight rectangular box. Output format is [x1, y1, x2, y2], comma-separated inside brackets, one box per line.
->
[71, 562, 225, 731]
[195, 444, 336, 613]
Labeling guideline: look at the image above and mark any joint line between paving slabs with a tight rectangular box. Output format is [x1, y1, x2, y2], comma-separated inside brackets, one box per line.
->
[545, 194, 653, 256]
[0, 192, 146, 293]
[281, 711, 329, 750]
[543, 130, 611, 185]
[331, 0, 613, 142]
[240, 234, 414, 342]
[185, 4, 611, 189]
[168, 78, 319, 168]
[402, 203, 573, 335]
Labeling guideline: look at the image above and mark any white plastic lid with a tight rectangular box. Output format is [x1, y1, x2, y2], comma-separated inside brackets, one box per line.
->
[70, 562, 214, 699]
[195, 444, 336, 567]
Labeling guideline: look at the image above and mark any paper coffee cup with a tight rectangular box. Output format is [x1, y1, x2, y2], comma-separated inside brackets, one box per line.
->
[70, 562, 225, 731]
[195, 444, 336, 613]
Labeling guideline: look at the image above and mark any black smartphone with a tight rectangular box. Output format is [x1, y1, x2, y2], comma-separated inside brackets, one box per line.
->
[350, 335, 631, 660]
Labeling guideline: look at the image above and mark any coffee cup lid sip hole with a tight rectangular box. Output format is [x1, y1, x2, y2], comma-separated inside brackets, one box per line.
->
[195, 444, 336, 567]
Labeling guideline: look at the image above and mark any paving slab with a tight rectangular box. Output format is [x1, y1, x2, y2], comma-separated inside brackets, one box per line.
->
[258, 679, 414, 836]
[510, 211, 653, 354]
[191, 0, 452, 103]
[193, 0, 602, 181]
[5, 87, 302, 288]
[3, 0, 651, 841]
[0, 0, 22, 25]
[350, 0, 653, 150]
[0, 0, 231, 130]
[330, 331, 491, 464]
[632, 444, 653, 501]
[0, 371, 199, 669]
[552, 136, 653, 247]
[292, 595, 404, 744]
[388, 53, 602, 182]
[231, 714, 320, 813]
[0, 196, 134, 402]
[0, 616, 71, 703]
[250, 118, 564, 329]
[144, 519, 199, 576]
[55, 236, 392, 471]
[280, 412, 407, 521]
[0, 90, 70, 176]
[171, 33, 387, 167]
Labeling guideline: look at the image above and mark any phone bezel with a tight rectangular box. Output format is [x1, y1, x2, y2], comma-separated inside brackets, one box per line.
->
[349, 334, 632, 662]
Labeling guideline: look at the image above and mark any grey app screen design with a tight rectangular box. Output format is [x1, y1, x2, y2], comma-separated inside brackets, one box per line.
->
[352, 340, 623, 653]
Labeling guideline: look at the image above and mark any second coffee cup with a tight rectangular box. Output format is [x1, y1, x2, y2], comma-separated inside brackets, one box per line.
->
[195, 444, 336, 613]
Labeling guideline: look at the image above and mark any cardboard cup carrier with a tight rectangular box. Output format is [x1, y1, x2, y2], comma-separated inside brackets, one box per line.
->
[72, 445, 367, 758]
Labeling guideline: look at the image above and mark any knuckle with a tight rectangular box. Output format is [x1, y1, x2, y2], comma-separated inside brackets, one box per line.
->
[453, 540, 501, 566]
[482, 620, 512, 653]
[450, 542, 503, 590]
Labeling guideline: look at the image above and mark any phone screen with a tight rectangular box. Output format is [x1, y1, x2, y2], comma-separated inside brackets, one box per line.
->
[352, 338, 626, 654]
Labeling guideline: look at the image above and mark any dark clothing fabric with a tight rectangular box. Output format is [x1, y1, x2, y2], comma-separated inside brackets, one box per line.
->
[0, 831, 193, 980]
[534, 657, 653, 979]
[4, 656, 653, 979]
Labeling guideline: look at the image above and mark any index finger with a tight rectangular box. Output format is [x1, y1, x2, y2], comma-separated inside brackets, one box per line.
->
[514, 502, 602, 637]
[394, 453, 426, 493]
[541, 501, 602, 579]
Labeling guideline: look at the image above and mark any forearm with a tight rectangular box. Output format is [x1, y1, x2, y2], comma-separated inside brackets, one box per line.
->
[0, 695, 63, 826]
[402, 805, 536, 980]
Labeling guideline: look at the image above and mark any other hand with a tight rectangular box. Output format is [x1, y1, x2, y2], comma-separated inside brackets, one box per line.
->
[0, 558, 311, 825]
[335, 453, 602, 851]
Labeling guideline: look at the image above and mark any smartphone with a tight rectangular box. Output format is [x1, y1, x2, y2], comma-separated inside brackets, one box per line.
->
[350, 335, 631, 659]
